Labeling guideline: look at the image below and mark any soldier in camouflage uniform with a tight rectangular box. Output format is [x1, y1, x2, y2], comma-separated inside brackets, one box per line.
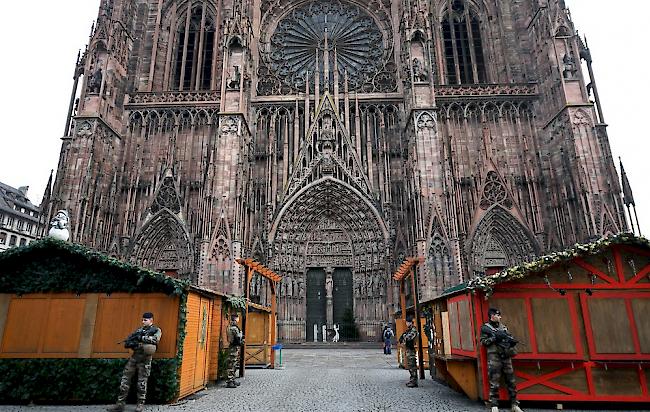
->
[398, 317, 419, 388]
[226, 313, 244, 388]
[107, 312, 162, 412]
[480, 308, 523, 412]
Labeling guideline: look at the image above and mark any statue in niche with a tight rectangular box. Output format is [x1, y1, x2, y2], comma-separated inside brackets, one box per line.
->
[412, 57, 428, 82]
[297, 280, 305, 298]
[87, 68, 103, 94]
[227, 65, 241, 90]
[325, 276, 333, 297]
[320, 114, 335, 142]
[562, 54, 577, 79]
[332, 324, 340, 342]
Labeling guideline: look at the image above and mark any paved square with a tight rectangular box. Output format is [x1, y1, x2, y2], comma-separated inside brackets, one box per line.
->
[0, 349, 641, 412]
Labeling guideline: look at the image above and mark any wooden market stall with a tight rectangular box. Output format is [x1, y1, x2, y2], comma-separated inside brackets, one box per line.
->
[426, 233, 650, 405]
[235, 258, 281, 371]
[0, 238, 227, 404]
[393, 257, 427, 378]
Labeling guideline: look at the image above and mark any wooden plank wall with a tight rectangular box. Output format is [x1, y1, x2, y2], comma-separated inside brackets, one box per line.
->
[0, 293, 178, 359]
[178, 293, 214, 399]
[208, 298, 224, 381]
[244, 311, 271, 366]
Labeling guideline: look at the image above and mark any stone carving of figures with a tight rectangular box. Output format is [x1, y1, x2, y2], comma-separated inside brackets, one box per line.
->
[562, 54, 577, 79]
[227, 65, 241, 90]
[48, 210, 70, 241]
[378, 277, 386, 296]
[298, 280, 305, 298]
[412, 57, 428, 82]
[87, 68, 103, 94]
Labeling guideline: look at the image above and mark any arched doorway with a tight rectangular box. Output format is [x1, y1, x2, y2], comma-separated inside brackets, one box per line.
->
[270, 177, 390, 342]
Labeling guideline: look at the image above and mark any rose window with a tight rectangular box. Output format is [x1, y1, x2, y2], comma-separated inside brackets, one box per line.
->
[268, 0, 385, 91]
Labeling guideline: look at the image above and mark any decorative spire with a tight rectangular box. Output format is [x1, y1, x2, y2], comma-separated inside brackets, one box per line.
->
[620, 157, 641, 235]
[619, 158, 635, 206]
[323, 28, 330, 91]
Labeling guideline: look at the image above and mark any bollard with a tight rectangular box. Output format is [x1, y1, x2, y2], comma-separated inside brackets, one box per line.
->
[272, 343, 284, 369]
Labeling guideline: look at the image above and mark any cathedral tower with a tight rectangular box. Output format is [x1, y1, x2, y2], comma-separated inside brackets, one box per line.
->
[51, 0, 629, 341]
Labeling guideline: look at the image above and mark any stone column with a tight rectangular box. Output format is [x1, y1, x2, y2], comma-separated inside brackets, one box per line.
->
[325, 266, 334, 328]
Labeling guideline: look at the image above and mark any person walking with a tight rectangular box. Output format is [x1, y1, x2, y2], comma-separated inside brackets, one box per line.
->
[107, 312, 162, 412]
[480, 308, 523, 412]
[382, 324, 394, 355]
[398, 317, 419, 387]
[226, 312, 244, 388]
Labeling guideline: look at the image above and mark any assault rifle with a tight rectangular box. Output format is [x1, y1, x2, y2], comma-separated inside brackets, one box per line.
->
[493, 328, 519, 357]
[118, 328, 157, 350]
[495, 329, 518, 348]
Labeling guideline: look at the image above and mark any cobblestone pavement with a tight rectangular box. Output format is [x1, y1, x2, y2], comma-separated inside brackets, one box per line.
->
[0, 349, 643, 412]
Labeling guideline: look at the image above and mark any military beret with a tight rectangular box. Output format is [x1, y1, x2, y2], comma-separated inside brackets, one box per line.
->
[488, 308, 500, 317]
[142, 312, 154, 319]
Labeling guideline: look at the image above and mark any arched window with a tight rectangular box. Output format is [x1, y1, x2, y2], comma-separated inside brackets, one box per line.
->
[441, 0, 486, 84]
[427, 233, 454, 291]
[172, 4, 216, 91]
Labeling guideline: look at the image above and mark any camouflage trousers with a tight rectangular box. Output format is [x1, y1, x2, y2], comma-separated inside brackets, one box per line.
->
[226, 346, 240, 383]
[117, 352, 153, 404]
[487, 353, 518, 407]
[406, 348, 417, 383]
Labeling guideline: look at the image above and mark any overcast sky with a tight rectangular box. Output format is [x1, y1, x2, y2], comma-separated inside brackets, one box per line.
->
[0, 0, 647, 233]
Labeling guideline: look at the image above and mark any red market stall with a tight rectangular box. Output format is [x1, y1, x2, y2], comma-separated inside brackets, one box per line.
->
[427, 233, 650, 405]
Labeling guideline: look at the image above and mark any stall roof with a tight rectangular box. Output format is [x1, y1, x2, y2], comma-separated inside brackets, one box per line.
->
[392, 257, 422, 281]
[465, 232, 650, 296]
[0, 237, 190, 296]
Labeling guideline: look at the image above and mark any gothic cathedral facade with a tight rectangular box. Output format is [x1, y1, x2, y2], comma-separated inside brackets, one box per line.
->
[50, 0, 628, 341]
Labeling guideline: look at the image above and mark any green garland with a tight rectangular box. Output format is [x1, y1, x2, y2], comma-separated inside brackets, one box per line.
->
[467, 232, 650, 296]
[224, 295, 247, 312]
[0, 238, 189, 296]
[173, 291, 189, 396]
[0, 237, 194, 403]
[0, 358, 178, 404]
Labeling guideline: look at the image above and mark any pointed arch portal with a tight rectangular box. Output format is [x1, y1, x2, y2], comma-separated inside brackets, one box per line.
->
[129, 209, 194, 280]
[269, 176, 390, 342]
[469, 206, 539, 275]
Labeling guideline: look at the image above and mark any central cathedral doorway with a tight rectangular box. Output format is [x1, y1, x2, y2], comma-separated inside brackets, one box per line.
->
[333, 268, 354, 340]
[305, 268, 326, 341]
[305, 267, 354, 342]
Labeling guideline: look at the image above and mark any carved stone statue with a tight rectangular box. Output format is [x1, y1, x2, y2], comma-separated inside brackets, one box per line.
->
[332, 324, 340, 342]
[412, 57, 428, 82]
[325, 276, 333, 297]
[562, 54, 577, 79]
[87, 68, 103, 94]
[48, 210, 70, 241]
[227, 65, 241, 90]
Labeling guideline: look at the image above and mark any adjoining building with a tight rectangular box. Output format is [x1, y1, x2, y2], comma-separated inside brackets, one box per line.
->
[0, 183, 43, 251]
[48, 0, 636, 342]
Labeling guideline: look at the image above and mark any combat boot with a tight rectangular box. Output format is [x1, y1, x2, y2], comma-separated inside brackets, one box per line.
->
[106, 403, 125, 412]
[226, 381, 238, 388]
[234, 380, 241, 386]
[134, 404, 145, 412]
[406, 381, 418, 388]
[511, 405, 524, 412]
